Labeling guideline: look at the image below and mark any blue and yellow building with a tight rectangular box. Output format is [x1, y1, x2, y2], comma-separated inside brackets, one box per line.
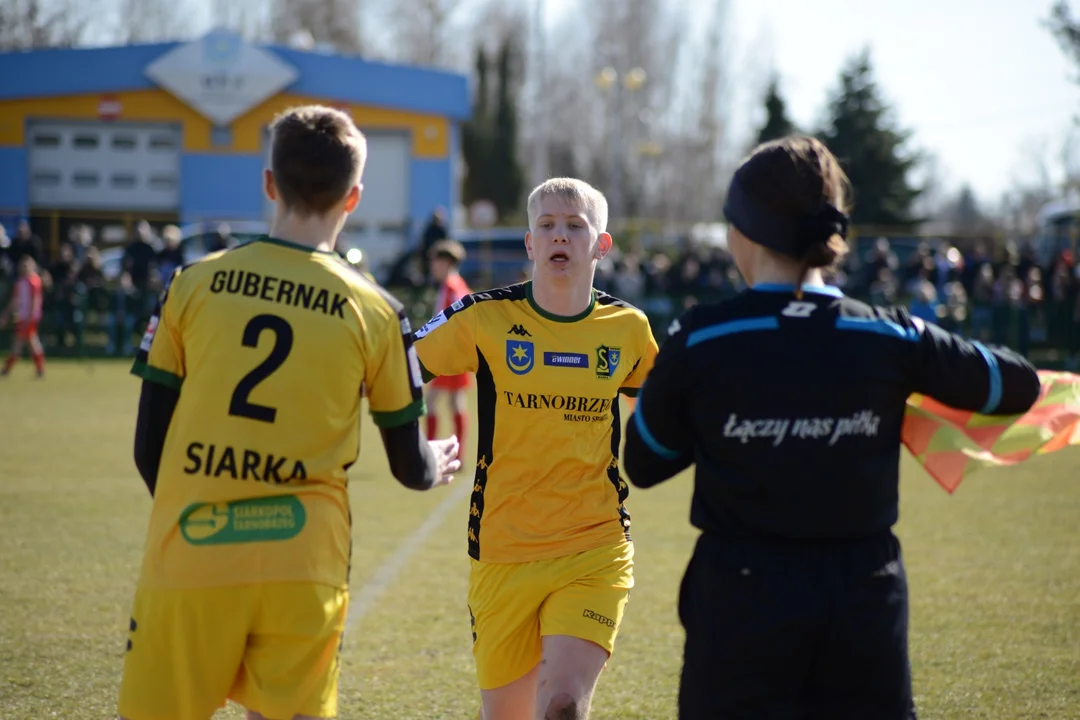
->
[0, 29, 469, 255]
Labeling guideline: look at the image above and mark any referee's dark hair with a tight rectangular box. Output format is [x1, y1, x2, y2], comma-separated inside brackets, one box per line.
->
[733, 136, 851, 297]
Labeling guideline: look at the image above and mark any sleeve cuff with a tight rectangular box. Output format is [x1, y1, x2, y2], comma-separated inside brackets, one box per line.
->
[619, 386, 641, 398]
[371, 397, 427, 428]
[131, 360, 184, 390]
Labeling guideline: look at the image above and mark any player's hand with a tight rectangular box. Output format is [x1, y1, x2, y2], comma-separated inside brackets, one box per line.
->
[428, 435, 461, 486]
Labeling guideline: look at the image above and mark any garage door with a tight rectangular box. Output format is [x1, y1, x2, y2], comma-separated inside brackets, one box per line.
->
[28, 121, 181, 212]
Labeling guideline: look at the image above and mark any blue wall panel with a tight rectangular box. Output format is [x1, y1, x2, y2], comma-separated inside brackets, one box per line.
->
[179, 153, 265, 223]
[409, 158, 452, 230]
[0, 147, 28, 216]
[0, 42, 469, 120]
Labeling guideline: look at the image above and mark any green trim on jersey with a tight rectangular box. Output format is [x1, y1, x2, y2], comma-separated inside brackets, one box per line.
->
[371, 397, 426, 428]
[131, 360, 184, 390]
[619, 386, 640, 397]
[525, 281, 597, 323]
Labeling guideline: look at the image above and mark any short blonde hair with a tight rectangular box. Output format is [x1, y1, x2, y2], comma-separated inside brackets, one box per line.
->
[526, 178, 609, 233]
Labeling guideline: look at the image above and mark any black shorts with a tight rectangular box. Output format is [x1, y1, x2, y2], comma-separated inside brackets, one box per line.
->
[677, 532, 917, 720]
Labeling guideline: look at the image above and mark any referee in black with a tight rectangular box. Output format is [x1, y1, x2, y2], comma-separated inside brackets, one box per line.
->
[623, 136, 1041, 719]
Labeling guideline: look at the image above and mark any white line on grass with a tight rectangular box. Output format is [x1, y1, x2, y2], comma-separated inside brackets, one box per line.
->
[347, 477, 472, 628]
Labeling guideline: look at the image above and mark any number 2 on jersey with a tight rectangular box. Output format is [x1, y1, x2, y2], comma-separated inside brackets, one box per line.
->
[229, 314, 294, 423]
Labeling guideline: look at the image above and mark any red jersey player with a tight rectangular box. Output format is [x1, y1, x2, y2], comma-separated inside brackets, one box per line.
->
[423, 240, 472, 448]
[1, 255, 46, 377]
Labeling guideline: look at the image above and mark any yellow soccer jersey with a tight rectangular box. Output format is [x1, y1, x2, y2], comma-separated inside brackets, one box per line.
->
[131, 236, 425, 590]
[413, 281, 658, 563]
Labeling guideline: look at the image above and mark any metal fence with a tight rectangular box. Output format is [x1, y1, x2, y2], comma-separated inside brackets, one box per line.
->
[1, 280, 1077, 370]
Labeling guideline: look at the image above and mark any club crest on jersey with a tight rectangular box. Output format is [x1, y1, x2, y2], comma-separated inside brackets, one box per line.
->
[595, 345, 620, 379]
[506, 340, 535, 375]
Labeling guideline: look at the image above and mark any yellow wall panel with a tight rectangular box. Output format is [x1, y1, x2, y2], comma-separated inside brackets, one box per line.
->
[0, 90, 213, 149]
[232, 93, 449, 158]
[0, 90, 450, 158]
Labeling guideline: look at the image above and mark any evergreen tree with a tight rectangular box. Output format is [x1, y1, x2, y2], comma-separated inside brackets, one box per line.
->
[1047, 0, 1080, 77]
[818, 49, 922, 228]
[490, 34, 524, 220]
[755, 74, 797, 145]
[461, 46, 491, 208]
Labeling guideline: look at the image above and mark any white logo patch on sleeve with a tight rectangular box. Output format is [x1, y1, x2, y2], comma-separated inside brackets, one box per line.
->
[414, 312, 448, 339]
[407, 346, 423, 389]
[139, 315, 160, 352]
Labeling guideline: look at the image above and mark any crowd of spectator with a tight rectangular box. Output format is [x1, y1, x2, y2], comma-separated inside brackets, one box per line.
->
[0, 220, 233, 355]
[594, 235, 1080, 363]
[3, 220, 1079, 367]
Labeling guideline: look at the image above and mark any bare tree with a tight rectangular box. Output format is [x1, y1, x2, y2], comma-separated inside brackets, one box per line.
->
[673, 0, 730, 223]
[378, 0, 466, 67]
[120, 0, 189, 43]
[211, 0, 270, 40]
[0, 0, 90, 50]
[270, 0, 364, 54]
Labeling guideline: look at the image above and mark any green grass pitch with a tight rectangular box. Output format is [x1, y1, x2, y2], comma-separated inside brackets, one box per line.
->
[0, 361, 1077, 718]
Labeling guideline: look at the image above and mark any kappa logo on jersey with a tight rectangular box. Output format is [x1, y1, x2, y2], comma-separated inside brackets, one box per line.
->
[782, 301, 817, 318]
[415, 312, 448, 339]
[507, 324, 532, 337]
[451, 299, 465, 311]
[506, 340, 535, 375]
[595, 345, 620, 379]
[139, 315, 159, 352]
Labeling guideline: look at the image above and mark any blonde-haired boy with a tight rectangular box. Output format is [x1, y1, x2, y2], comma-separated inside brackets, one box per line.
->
[413, 177, 659, 719]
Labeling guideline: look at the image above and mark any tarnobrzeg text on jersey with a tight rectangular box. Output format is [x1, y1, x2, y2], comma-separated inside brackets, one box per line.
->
[502, 391, 614, 415]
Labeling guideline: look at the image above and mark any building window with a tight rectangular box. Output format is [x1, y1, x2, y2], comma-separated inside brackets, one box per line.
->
[72, 171, 100, 187]
[112, 135, 137, 150]
[149, 135, 177, 151]
[73, 134, 100, 149]
[111, 173, 137, 189]
[211, 126, 232, 148]
[33, 134, 61, 148]
[32, 171, 61, 187]
[149, 174, 176, 190]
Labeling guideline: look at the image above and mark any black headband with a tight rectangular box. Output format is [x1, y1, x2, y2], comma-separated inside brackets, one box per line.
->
[722, 173, 849, 259]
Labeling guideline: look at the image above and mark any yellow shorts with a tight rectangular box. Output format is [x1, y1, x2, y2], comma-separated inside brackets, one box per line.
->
[117, 583, 347, 720]
[467, 541, 634, 690]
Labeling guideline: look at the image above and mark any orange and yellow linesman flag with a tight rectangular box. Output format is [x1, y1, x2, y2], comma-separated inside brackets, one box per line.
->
[902, 371, 1080, 493]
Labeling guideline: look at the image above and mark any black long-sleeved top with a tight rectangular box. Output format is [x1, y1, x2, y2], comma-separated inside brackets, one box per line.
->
[624, 284, 1041, 541]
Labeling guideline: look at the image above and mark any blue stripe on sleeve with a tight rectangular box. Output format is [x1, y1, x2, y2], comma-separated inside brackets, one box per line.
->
[686, 317, 779, 348]
[835, 316, 919, 341]
[972, 341, 1002, 414]
[633, 410, 680, 460]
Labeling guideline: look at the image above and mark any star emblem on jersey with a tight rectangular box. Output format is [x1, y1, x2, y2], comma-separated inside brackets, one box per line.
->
[507, 324, 532, 337]
[506, 340, 535, 375]
[595, 345, 620, 379]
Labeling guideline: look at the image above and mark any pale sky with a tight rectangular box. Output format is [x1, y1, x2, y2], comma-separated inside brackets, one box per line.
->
[730, 0, 1080, 204]
[159, 0, 1080, 205]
